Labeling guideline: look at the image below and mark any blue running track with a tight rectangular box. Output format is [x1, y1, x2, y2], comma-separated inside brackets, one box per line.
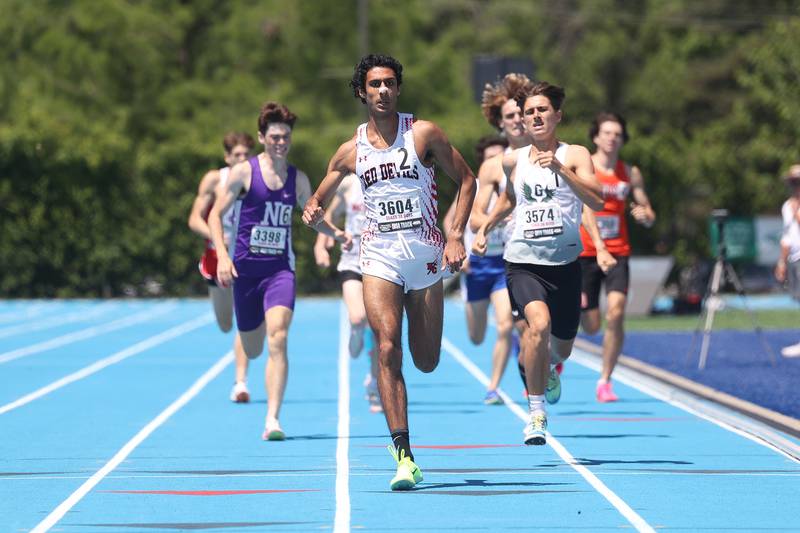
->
[1, 299, 798, 532]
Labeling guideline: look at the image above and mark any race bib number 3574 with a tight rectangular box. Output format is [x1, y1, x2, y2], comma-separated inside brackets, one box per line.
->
[249, 225, 286, 255]
[522, 203, 563, 239]
[377, 193, 423, 233]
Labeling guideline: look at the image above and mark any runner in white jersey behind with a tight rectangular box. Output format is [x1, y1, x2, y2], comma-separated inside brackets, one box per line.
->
[303, 54, 476, 491]
[187, 132, 254, 403]
[473, 81, 603, 446]
[313, 173, 382, 412]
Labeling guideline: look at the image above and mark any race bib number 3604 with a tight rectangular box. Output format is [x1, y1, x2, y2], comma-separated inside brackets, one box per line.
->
[249, 225, 286, 255]
[522, 203, 563, 239]
[377, 193, 423, 233]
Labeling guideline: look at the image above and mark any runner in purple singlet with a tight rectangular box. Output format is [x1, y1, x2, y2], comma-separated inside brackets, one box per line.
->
[209, 102, 349, 441]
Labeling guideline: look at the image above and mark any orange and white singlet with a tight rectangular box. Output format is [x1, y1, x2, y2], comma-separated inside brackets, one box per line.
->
[579, 159, 631, 257]
[356, 113, 444, 291]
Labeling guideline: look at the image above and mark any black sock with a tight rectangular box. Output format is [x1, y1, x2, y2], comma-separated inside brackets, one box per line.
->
[390, 429, 413, 461]
[518, 357, 528, 393]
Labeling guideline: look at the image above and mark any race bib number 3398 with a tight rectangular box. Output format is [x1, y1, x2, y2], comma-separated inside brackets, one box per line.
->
[249, 225, 286, 255]
[377, 193, 423, 233]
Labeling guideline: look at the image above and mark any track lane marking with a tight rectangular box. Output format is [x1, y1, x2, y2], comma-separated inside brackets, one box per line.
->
[441, 337, 656, 533]
[0, 313, 215, 415]
[29, 350, 234, 533]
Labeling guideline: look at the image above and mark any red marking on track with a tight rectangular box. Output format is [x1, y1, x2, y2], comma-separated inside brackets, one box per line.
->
[365, 444, 521, 449]
[102, 489, 318, 496]
[567, 417, 684, 422]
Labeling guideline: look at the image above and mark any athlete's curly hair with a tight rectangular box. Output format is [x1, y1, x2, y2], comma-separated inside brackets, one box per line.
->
[480, 73, 533, 130]
[257, 102, 297, 135]
[222, 132, 255, 153]
[514, 81, 566, 113]
[350, 54, 403, 103]
[589, 112, 629, 143]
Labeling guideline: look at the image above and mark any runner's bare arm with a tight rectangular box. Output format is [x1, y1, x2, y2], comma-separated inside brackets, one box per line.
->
[473, 152, 517, 256]
[298, 170, 351, 249]
[539, 144, 603, 210]
[314, 192, 343, 267]
[187, 169, 220, 240]
[302, 139, 357, 227]
[469, 155, 503, 233]
[415, 120, 476, 271]
[628, 165, 656, 227]
[581, 206, 617, 273]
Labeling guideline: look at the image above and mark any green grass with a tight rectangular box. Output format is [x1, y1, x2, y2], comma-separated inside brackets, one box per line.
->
[624, 310, 799, 331]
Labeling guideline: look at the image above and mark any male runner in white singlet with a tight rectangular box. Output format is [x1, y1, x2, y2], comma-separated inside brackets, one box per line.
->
[303, 54, 476, 490]
[187, 132, 254, 403]
[474, 82, 603, 446]
[313, 173, 382, 412]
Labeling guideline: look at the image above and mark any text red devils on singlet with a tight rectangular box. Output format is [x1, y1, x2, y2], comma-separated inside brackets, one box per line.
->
[579, 159, 631, 257]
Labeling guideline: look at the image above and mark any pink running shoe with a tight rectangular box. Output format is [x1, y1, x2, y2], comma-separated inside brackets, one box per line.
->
[596, 381, 619, 403]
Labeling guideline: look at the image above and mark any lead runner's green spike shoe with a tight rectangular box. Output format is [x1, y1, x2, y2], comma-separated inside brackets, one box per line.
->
[388, 445, 423, 490]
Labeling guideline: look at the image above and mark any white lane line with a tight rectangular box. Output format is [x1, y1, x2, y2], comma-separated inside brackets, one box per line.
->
[0, 314, 215, 415]
[0, 302, 118, 339]
[29, 350, 234, 533]
[0, 303, 177, 364]
[568, 348, 800, 464]
[333, 302, 351, 533]
[0, 302, 65, 324]
[441, 337, 656, 533]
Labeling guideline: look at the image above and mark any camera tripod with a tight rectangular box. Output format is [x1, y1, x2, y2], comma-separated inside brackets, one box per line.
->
[687, 210, 777, 369]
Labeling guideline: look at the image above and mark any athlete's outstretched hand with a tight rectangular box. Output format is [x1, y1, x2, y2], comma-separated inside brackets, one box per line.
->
[216, 254, 238, 288]
[596, 249, 617, 274]
[442, 237, 466, 273]
[472, 227, 488, 257]
[630, 202, 654, 228]
[302, 196, 325, 227]
[336, 230, 354, 252]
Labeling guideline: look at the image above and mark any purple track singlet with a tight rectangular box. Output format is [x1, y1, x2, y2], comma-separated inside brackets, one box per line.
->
[232, 157, 297, 276]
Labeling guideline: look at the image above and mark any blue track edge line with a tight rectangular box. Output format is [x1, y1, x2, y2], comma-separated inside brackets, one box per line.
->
[572, 338, 800, 463]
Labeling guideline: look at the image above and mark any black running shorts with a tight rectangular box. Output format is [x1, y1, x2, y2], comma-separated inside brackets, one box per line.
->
[339, 269, 363, 284]
[505, 260, 581, 340]
[579, 255, 630, 311]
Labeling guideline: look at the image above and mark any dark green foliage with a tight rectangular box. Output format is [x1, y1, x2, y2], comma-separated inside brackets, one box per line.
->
[1, 0, 799, 296]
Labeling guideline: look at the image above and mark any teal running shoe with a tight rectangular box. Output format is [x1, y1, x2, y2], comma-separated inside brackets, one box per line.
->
[545, 366, 561, 404]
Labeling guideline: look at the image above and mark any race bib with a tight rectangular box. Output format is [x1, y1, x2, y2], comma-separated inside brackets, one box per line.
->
[522, 202, 563, 239]
[486, 223, 506, 255]
[376, 193, 423, 233]
[249, 225, 286, 255]
[596, 215, 620, 240]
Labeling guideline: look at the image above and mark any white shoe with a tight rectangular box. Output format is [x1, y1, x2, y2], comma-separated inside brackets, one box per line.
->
[523, 412, 547, 446]
[781, 341, 800, 358]
[229, 382, 250, 403]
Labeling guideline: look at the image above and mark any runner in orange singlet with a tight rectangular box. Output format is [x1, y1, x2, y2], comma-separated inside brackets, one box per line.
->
[579, 112, 656, 402]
